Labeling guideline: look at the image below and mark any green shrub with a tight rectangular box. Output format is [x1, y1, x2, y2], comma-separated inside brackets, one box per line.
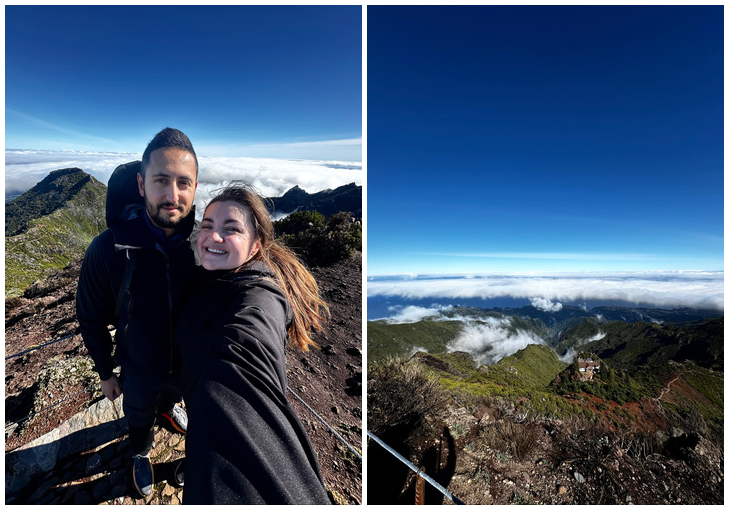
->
[274, 210, 326, 234]
[274, 210, 361, 266]
[451, 422, 468, 439]
[368, 358, 450, 435]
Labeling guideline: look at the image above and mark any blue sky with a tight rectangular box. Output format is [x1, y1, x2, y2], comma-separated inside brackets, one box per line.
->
[367, 5, 723, 275]
[5, 5, 361, 160]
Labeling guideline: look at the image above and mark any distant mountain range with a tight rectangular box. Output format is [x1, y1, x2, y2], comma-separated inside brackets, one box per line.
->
[268, 182, 361, 219]
[368, 304, 723, 372]
[556, 316, 723, 372]
[485, 304, 721, 329]
[5, 167, 362, 298]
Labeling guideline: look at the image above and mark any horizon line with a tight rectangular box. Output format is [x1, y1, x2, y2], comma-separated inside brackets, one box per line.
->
[367, 269, 725, 278]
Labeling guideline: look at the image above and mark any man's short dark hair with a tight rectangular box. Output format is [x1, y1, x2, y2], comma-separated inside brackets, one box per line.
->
[140, 127, 199, 178]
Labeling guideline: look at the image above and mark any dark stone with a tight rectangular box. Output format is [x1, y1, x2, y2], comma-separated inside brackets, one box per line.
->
[346, 347, 362, 357]
[86, 453, 103, 475]
[92, 478, 110, 500]
[36, 492, 55, 505]
[109, 468, 126, 487]
[110, 483, 128, 499]
[74, 490, 93, 505]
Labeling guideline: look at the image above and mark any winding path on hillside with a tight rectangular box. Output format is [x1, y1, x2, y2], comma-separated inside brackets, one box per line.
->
[657, 374, 682, 401]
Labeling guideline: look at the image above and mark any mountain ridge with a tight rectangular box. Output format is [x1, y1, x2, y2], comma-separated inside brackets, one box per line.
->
[268, 182, 361, 219]
[367, 304, 723, 366]
[5, 168, 107, 297]
[5, 167, 362, 298]
[5, 167, 100, 237]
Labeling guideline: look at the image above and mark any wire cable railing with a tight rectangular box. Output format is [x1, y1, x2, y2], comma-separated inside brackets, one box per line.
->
[4, 326, 117, 361]
[367, 430, 466, 505]
[5, 333, 78, 360]
[6, 329, 362, 478]
[288, 387, 362, 462]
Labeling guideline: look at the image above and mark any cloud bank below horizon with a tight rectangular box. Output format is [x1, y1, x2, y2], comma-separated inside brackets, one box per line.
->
[368, 271, 724, 311]
[382, 304, 454, 324]
[5, 149, 363, 209]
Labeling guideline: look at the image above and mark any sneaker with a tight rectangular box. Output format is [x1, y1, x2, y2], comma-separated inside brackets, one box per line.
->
[172, 457, 185, 487]
[159, 404, 187, 434]
[132, 453, 154, 497]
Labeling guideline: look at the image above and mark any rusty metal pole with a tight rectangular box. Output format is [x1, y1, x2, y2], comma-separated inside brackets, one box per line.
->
[415, 467, 426, 505]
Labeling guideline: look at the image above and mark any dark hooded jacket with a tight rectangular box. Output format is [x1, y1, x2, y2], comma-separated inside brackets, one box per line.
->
[175, 261, 330, 505]
[76, 204, 198, 381]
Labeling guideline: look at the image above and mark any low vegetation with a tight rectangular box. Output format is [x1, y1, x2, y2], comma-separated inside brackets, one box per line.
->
[367, 320, 463, 363]
[553, 355, 654, 405]
[274, 210, 361, 266]
[5, 171, 107, 297]
[367, 357, 450, 436]
[367, 316, 724, 504]
[5, 168, 98, 237]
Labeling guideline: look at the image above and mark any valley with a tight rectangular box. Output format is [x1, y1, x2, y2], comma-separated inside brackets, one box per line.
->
[367, 305, 724, 504]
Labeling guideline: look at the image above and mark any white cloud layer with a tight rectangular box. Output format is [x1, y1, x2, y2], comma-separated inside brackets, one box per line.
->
[368, 271, 724, 311]
[379, 308, 548, 366]
[5, 149, 140, 195]
[530, 297, 563, 312]
[447, 317, 546, 366]
[382, 305, 453, 324]
[5, 149, 363, 214]
[202, 137, 362, 161]
[195, 155, 362, 202]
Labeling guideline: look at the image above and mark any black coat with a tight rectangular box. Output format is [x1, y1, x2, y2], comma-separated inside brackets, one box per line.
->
[176, 261, 330, 504]
[76, 205, 198, 381]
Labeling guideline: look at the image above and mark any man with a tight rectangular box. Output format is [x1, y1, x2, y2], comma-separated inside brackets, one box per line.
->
[76, 127, 199, 497]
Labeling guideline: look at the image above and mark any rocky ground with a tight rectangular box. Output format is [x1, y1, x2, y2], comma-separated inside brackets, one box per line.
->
[405, 410, 723, 505]
[5, 252, 362, 504]
[368, 358, 724, 505]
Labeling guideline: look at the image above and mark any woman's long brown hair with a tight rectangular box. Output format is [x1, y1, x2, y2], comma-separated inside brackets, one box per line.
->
[206, 182, 329, 351]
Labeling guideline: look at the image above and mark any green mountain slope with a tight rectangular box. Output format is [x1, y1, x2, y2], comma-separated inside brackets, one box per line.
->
[5, 169, 107, 297]
[486, 343, 567, 389]
[556, 318, 724, 372]
[367, 319, 463, 363]
[367, 311, 550, 364]
[420, 344, 573, 416]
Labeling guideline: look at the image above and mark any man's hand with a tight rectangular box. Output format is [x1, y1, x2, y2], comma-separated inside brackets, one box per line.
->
[100, 375, 122, 401]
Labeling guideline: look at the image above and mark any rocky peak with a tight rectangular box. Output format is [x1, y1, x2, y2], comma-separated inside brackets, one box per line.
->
[269, 182, 362, 219]
[5, 168, 107, 297]
[5, 168, 101, 237]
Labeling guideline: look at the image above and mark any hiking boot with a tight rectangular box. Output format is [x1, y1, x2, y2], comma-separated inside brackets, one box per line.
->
[159, 404, 187, 434]
[132, 453, 154, 497]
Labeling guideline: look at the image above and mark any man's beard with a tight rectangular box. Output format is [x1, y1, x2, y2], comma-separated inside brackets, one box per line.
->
[146, 200, 187, 230]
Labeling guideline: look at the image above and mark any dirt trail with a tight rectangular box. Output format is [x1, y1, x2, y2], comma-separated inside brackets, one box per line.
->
[658, 374, 682, 400]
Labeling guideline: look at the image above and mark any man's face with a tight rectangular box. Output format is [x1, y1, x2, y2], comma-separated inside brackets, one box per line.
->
[137, 147, 198, 236]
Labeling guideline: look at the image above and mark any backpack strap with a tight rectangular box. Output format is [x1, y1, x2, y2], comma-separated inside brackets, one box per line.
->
[115, 248, 137, 320]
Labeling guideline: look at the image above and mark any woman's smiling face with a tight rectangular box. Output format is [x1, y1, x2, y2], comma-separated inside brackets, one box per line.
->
[197, 200, 261, 271]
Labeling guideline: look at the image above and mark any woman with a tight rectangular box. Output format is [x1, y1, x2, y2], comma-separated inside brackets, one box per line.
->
[175, 182, 331, 504]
